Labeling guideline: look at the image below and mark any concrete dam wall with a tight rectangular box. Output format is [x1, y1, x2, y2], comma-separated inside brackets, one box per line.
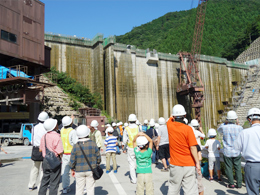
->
[45, 34, 248, 130]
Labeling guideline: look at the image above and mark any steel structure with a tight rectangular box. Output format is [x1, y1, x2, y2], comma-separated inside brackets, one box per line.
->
[177, 0, 208, 124]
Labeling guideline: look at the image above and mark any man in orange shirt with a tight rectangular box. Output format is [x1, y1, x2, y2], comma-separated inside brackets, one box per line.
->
[167, 104, 201, 195]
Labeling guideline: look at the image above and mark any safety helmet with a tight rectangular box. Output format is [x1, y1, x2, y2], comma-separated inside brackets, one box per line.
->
[155, 123, 159, 129]
[62, 116, 72, 127]
[124, 123, 128, 127]
[90, 120, 99, 128]
[208, 128, 217, 137]
[183, 118, 188, 124]
[105, 124, 111, 128]
[227, 111, 238, 120]
[172, 104, 186, 116]
[149, 120, 155, 127]
[136, 136, 148, 147]
[158, 117, 166, 125]
[128, 114, 137, 122]
[190, 119, 200, 127]
[136, 120, 140, 125]
[44, 118, 58, 132]
[76, 125, 90, 138]
[107, 127, 114, 133]
[38, 111, 49, 122]
[144, 119, 148, 124]
[118, 122, 123, 126]
[247, 107, 260, 120]
[112, 122, 117, 127]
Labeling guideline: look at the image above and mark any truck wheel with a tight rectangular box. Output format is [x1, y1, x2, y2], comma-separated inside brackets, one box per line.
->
[23, 139, 30, 146]
[3, 139, 9, 146]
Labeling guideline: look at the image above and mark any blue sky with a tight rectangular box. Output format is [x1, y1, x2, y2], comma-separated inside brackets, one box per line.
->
[42, 0, 199, 39]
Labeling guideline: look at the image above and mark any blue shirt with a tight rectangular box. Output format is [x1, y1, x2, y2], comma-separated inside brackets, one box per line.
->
[146, 127, 158, 139]
[104, 136, 117, 153]
[142, 125, 148, 132]
[235, 123, 260, 162]
[217, 123, 243, 157]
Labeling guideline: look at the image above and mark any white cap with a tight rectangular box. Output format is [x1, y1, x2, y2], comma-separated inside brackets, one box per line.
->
[227, 111, 238, 120]
[136, 136, 148, 147]
[172, 104, 186, 116]
[107, 127, 114, 133]
[128, 114, 137, 122]
[136, 120, 140, 125]
[247, 107, 260, 120]
[112, 122, 117, 127]
[208, 128, 217, 137]
[158, 117, 166, 125]
[143, 119, 148, 124]
[149, 120, 155, 127]
[90, 120, 99, 128]
[105, 124, 111, 128]
[62, 116, 72, 127]
[44, 118, 57, 132]
[190, 119, 199, 127]
[38, 111, 49, 122]
[124, 123, 128, 127]
[118, 122, 123, 126]
[76, 125, 90, 138]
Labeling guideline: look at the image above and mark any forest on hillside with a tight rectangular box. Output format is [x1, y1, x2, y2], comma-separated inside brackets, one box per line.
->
[116, 0, 260, 61]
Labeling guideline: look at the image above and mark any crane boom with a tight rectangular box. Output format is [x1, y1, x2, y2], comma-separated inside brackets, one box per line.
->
[177, 0, 208, 125]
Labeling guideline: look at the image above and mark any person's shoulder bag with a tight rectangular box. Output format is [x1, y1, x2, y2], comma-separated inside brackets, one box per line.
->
[44, 134, 61, 170]
[78, 142, 103, 180]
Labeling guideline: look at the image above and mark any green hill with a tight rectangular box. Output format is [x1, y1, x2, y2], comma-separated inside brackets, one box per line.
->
[116, 0, 260, 60]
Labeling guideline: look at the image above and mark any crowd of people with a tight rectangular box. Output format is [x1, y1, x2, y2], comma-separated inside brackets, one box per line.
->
[24, 103, 260, 195]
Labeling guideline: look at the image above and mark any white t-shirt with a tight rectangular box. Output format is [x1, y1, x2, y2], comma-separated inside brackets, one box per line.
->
[190, 126, 205, 146]
[204, 139, 221, 158]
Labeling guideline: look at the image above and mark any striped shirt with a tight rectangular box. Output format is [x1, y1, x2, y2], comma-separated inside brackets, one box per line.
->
[104, 136, 117, 153]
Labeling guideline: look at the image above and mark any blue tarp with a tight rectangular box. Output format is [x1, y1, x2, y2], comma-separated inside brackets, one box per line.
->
[0, 65, 33, 80]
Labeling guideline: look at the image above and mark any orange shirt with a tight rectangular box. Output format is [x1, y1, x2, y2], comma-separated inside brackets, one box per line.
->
[119, 125, 123, 136]
[167, 119, 197, 166]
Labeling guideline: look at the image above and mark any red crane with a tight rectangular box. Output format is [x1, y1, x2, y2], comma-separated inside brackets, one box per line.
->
[177, 0, 208, 125]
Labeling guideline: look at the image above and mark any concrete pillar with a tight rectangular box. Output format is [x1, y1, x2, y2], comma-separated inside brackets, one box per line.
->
[29, 102, 40, 123]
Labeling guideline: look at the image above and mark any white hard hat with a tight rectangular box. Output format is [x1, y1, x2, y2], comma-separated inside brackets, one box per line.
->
[38, 111, 49, 122]
[124, 123, 128, 127]
[190, 119, 200, 127]
[183, 118, 188, 124]
[112, 122, 117, 127]
[247, 107, 260, 120]
[144, 119, 148, 124]
[136, 136, 148, 146]
[76, 125, 90, 138]
[155, 123, 159, 129]
[44, 118, 57, 132]
[227, 111, 238, 120]
[107, 127, 114, 133]
[208, 128, 217, 137]
[158, 117, 166, 125]
[128, 114, 137, 122]
[62, 116, 72, 127]
[172, 104, 186, 116]
[90, 120, 99, 128]
[149, 120, 155, 127]
[136, 120, 140, 125]
[105, 124, 111, 127]
[118, 122, 123, 126]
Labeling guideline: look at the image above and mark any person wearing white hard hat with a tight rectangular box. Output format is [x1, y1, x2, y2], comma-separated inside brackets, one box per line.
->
[60, 116, 78, 194]
[235, 107, 260, 194]
[105, 124, 111, 137]
[204, 128, 221, 182]
[156, 117, 170, 172]
[122, 114, 140, 184]
[104, 127, 118, 174]
[145, 119, 158, 164]
[218, 110, 243, 188]
[190, 119, 205, 148]
[70, 125, 101, 195]
[89, 120, 103, 151]
[112, 122, 121, 154]
[167, 104, 200, 195]
[133, 132, 154, 195]
[28, 111, 49, 191]
[141, 119, 148, 132]
[39, 118, 64, 195]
